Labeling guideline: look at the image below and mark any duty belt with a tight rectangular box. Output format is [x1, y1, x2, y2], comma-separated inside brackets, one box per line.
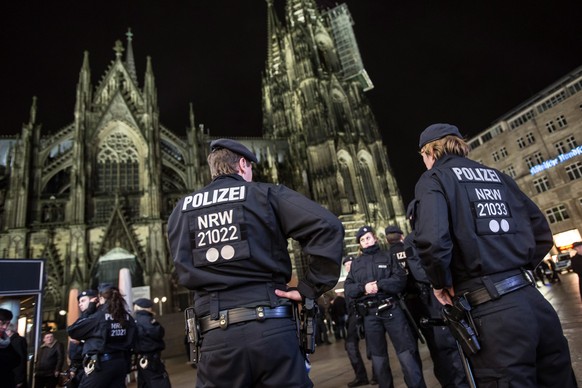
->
[361, 297, 395, 309]
[465, 272, 533, 307]
[199, 305, 293, 333]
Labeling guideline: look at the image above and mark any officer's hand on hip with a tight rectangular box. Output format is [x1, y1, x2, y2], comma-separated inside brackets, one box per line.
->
[275, 288, 302, 302]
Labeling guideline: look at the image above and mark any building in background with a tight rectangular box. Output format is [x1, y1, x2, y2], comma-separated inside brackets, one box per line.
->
[468, 65, 582, 254]
[0, 0, 405, 324]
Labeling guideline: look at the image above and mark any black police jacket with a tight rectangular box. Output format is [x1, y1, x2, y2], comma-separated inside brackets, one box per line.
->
[67, 303, 136, 356]
[134, 310, 165, 354]
[413, 154, 553, 289]
[343, 244, 407, 302]
[168, 174, 344, 314]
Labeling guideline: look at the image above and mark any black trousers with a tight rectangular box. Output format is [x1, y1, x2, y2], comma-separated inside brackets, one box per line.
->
[197, 317, 311, 388]
[78, 355, 129, 388]
[468, 285, 577, 387]
[363, 305, 426, 388]
[344, 313, 368, 382]
[137, 356, 171, 388]
[405, 291, 469, 388]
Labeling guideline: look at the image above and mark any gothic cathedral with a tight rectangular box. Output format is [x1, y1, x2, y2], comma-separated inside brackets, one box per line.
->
[0, 0, 405, 323]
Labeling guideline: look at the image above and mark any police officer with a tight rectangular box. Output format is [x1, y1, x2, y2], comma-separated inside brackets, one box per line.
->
[386, 222, 468, 388]
[67, 285, 136, 388]
[66, 289, 98, 388]
[342, 256, 369, 387]
[413, 123, 577, 387]
[167, 138, 344, 387]
[133, 298, 171, 388]
[344, 226, 426, 388]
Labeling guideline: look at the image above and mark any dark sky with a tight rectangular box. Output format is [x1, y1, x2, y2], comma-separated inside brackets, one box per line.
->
[3, 1, 582, 205]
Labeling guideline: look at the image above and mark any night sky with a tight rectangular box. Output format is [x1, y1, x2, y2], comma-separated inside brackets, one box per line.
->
[3, 1, 582, 205]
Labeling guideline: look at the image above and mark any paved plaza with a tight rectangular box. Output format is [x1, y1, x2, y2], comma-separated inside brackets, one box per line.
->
[134, 272, 582, 387]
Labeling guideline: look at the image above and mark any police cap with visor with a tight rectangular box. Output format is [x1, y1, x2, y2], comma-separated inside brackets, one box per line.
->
[385, 225, 403, 235]
[356, 225, 374, 240]
[419, 123, 462, 148]
[133, 298, 154, 308]
[210, 138, 258, 163]
[78, 289, 98, 301]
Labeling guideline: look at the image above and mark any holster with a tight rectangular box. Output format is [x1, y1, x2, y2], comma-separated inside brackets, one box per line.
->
[442, 295, 481, 355]
[185, 307, 201, 364]
[83, 354, 100, 375]
[295, 298, 317, 357]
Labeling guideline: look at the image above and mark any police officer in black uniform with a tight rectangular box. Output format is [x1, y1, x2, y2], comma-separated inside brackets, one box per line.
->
[67, 285, 136, 388]
[386, 222, 468, 388]
[66, 289, 98, 388]
[167, 139, 344, 387]
[344, 226, 426, 388]
[342, 256, 370, 387]
[133, 298, 171, 388]
[413, 123, 577, 387]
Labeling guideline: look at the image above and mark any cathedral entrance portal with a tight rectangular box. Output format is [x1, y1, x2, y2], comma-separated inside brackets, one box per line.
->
[92, 247, 144, 289]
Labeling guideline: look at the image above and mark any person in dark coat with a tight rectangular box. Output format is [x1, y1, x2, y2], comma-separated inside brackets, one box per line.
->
[413, 123, 577, 387]
[133, 298, 171, 388]
[571, 241, 582, 301]
[167, 139, 344, 387]
[67, 285, 136, 388]
[66, 289, 98, 388]
[0, 308, 21, 388]
[6, 323, 28, 388]
[344, 226, 426, 388]
[329, 294, 347, 340]
[34, 332, 64, 388]
[342, 256, 370, 387]
[387, 220, 469, 388]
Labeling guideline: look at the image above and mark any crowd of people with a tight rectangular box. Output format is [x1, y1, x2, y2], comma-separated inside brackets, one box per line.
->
[0, 288, 171, 388]
[2, 127, 580, 388]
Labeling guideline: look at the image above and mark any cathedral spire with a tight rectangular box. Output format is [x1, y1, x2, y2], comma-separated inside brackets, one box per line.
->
[266, 0, 283, 76]
[28, 96, 37, 126]
[189, 102, 195, 129]
[125, 28, 138, 85]
[144, 56, 157, 107]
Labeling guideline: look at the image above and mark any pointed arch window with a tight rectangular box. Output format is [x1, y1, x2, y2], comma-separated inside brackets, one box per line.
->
[359, 160, 377, 203]
[339, 161, 356, 203]
[97, 132, 140, 192]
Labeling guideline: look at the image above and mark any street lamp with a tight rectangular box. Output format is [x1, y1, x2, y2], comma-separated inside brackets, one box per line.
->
[153, 296, 167, 316]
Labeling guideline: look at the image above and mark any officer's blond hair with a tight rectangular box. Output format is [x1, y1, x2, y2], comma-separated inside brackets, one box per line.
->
[420, 135, 470, 160]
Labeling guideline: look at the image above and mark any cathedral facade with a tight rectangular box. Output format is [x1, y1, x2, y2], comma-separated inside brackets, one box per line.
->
[0, 0, 405, 323]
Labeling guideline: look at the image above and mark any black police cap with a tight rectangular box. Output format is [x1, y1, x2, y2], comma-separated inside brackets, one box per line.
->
[77, 289, 98, 301]
[356, 226, 374, 240]
[385, 225, 403, 235]
[419, 123, 462, 148]
[573, 241, 582, 248]
[210, 138, 258, 163]
[98, 283, 114, 294]
[133, 298, 154, 308]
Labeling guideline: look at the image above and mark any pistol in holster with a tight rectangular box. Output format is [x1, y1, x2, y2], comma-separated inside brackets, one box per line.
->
[442, 295, 481, 355]
[185, 307, 201, 364]
[83, 354, 99, 375]
[294, 298, 317, 357]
